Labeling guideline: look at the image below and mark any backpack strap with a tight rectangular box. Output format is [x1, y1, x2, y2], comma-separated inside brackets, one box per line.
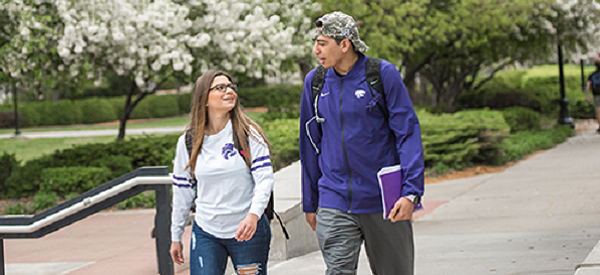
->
[184, 129, 197, 184]
[365, 57, 388, 119]
[311, 66, 327, 102]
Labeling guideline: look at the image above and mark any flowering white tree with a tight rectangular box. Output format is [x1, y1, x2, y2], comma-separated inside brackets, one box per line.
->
[0, 0, 82, 101]
[180, 0, 318, 82]
[53, 0, 317, 139]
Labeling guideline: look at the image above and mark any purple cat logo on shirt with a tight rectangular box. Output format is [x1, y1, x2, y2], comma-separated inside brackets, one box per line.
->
[222, 143, 237, 160]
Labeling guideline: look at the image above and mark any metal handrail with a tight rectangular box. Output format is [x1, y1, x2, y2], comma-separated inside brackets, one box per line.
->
[0, 166, 174, 275]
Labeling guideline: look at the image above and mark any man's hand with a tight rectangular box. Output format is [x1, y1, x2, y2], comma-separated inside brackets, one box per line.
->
[388, 197, 415, 222]
[305, 212, 316, 231]
[170, 241, 185, 265]
[235, 213, 259, 242]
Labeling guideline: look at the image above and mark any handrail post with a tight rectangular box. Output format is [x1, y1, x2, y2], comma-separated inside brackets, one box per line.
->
[154, 185, 174, 275]
[0, 239, 4, 275]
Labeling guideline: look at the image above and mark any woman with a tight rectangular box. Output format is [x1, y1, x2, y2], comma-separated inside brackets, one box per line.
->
[170, 70, 273, 275]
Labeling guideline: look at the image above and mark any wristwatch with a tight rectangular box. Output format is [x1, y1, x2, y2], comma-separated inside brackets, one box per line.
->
[404, 195, 421, 205]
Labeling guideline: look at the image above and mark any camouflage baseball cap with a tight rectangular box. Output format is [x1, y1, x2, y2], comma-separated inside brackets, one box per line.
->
[313, 11, 369, 53]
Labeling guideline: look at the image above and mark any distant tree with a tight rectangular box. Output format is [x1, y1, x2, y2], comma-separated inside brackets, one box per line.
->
[318, 0, 600, 112]
[0, 0, 84, 102]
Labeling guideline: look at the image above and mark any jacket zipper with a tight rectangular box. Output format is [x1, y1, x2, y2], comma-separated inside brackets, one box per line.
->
[340, 78, 353, 213]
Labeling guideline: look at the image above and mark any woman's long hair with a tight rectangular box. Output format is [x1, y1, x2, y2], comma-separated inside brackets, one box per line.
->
[185, 70, 270, 174]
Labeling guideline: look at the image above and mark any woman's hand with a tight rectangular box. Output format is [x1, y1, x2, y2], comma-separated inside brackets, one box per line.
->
[170, 241, 185, 265]
[235, 213, 259, 242]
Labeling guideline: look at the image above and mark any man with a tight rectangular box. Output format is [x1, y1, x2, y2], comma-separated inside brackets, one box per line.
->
[586, 57, 600, 133]
[299, 11, 425, 275]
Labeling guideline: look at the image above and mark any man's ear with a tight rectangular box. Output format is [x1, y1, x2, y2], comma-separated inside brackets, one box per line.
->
[341, 39, 352, 53]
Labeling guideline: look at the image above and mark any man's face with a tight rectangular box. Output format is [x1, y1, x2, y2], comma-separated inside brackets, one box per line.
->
[312, 34, 343, 69]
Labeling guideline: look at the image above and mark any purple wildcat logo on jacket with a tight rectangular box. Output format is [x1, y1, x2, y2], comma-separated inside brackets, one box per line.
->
[222, 143, 237, 160]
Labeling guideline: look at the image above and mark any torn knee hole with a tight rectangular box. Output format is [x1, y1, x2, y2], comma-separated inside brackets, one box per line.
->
[237, 263, 261, 275]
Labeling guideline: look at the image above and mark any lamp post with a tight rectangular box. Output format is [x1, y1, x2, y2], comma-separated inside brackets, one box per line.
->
[557, 45, 574, 127]
[12, 84, 20, 136]
[581, 58, 586, 91]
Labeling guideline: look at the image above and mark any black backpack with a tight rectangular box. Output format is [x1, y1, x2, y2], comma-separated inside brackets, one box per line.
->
[311, 57, 388, 118]
[592, 71, 600, 95]
[184, 129, 289, 239]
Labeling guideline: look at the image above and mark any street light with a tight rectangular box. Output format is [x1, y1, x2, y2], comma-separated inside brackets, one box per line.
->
[557, 45, 574, 127]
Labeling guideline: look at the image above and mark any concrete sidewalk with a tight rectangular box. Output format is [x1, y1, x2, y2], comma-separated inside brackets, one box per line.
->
[2, 128, 599, 275]
[268, 129, 600, 275]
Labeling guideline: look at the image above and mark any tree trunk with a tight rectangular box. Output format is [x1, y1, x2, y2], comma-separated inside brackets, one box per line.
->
[297, 57, 313, 82]
[418, 73, 429, 106]
[117, 81, 136, 141]
[404, 74, 417, 104]
[117, 80, 153, 140]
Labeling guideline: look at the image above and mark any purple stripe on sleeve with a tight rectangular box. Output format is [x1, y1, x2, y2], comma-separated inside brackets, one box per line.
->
[172, 182, 195, 188]
[250, 162, 272, 172]
[251, 155, 270, 164]
[172, 175, 189, 181]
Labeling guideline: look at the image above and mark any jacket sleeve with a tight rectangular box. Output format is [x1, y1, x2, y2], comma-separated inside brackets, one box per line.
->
[170, 134, 197, 242]
[299, 69, 321, 213]
[247, 127, 274, 218]
[380, 61, 425, 198]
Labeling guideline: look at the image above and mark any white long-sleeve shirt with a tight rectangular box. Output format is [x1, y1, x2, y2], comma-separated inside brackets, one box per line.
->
[170, 120, 274, 241]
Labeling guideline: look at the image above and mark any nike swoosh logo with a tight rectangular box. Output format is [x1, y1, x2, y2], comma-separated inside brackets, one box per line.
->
[320, 92, 330, 97]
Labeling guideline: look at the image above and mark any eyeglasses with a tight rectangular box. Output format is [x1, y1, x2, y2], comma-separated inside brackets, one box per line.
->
[209, 83, 237, 93]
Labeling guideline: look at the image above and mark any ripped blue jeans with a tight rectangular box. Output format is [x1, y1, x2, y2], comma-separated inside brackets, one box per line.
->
[190, 215, 271, 275]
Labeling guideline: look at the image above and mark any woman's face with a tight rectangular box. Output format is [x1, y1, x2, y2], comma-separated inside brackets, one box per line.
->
[206, 75, 237, 113]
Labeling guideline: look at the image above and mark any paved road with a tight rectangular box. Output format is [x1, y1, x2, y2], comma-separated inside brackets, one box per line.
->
[0, 126, 186, 139]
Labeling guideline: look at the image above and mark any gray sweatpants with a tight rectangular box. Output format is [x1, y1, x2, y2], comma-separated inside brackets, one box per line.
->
[315, 207, 414, 275]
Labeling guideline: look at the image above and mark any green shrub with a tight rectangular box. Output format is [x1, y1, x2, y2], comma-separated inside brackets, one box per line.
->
[177, 93, 193, 114]
[3, 157, 50, 198]
[89, 155, 133, 178]
[33, 192, 59, 212]
[79, 97, 118, 124]
[117, 191, 155, 209]
[3, 202, 34, 215]
[501, 125, 574, 163]
[40, 166, 112, 195]
[501, 107, 541, 133]
[106, 97, 126, 119]
[0, 152, 19, 195]
[130, 97, 153, 119]
[53, 100, 83, 125]
[147, 95, 180, 118]
[420, 109, 511, 168]
[19, 102, 43, 127]
[261, 118, 300, 171]
[570, 98, 596, 119]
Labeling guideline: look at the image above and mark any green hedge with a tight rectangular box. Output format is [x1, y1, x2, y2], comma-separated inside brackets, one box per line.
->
[458, 65, 595, 119]
[1, 135, 178, 198]
[261, 118, 300, 171]
[40, 166, 113, 195]
[420, 109, 511, 172]
[79, 98, 119, 124]
[501, 125, 574, 163]
[501, 107, 540, 133]
[5, 84, 303, 128]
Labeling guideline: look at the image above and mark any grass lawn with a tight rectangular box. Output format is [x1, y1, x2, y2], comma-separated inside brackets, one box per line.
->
[0, 136, 121, 163]
[0, 112, 265, 162]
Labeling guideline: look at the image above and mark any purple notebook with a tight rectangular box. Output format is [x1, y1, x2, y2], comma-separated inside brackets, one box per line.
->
[377, 165, 403, 219]
[377, 165, 424, 219]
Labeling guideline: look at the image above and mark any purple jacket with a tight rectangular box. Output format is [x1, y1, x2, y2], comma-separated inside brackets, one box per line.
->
[299, 54, 425, 214]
